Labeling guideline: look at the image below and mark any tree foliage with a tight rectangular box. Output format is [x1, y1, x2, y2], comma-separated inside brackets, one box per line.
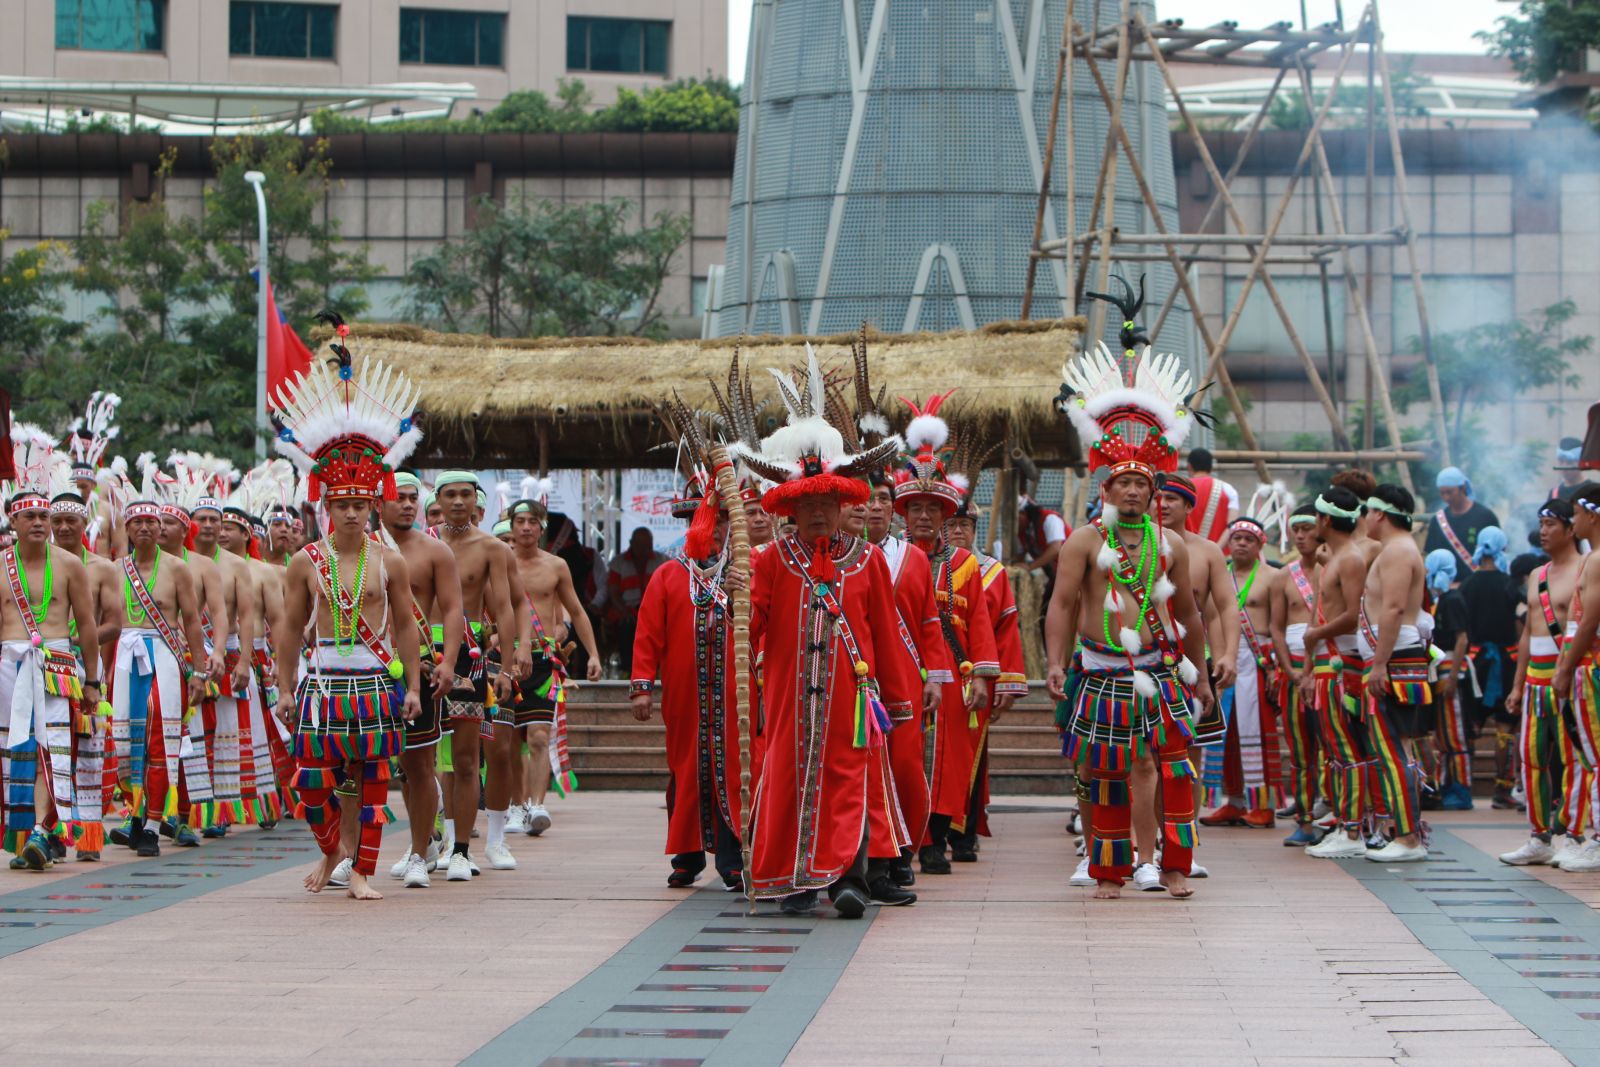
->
[403, 197, 691, 339]
[0, 237, 81, 425]
[10, 134, 374, 464]
[1266, 58, 1425, 130]
[310, 77, 740, 136]
[1478, 0, 1600, 85]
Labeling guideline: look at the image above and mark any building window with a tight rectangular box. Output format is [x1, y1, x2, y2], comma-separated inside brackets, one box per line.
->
[399, 9, 505, 67]
[55, 0, 165, 52]
[1392, 276, 1513, 351]
[567, 17, 670, 76]
[229, 2, 337, 60]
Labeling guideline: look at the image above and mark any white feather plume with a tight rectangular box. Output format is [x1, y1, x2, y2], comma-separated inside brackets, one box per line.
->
[1119, 627, 1143, 655]
[1132, 670, 1157, 698]
[1153, 576, 1176, 604]
[271, 356, 422, 475]
[1177, 658, 1199, 685]
[1104, 587, 1120, 615]
[904, 413, 949, 452]
[1096, 540, 1120, 571]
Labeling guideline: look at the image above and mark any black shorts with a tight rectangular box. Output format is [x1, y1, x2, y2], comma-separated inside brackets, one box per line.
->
[510, 655, 557, 727]
[444, 639, 488, 723]
[405, 673, 442, 749]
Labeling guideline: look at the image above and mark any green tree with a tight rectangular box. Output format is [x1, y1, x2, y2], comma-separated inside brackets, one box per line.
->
[404, 196, 691, 338]
[1478, 0, 1600, 85]
[0, 235, 81, 424]
[1267, 58, 1425, 130]
[34, 134, 376, 463]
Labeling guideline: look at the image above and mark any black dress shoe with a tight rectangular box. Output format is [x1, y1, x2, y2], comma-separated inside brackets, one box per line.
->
[918, 845, 951, 875]
[832, 886, 867, 919]
[888, 858, 916, 887]
[868, 877, 917, 906]
[780, 889, 819, 915]
[667, 867, 699, 889]
[135, 829, 161, 858]
[951, 846, 978, 863]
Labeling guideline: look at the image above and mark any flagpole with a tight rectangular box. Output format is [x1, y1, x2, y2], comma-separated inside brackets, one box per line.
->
[244, 170, 269, 461]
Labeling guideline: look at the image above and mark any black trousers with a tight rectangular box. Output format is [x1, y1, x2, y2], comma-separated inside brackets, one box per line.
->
[672, 804, 743, 879]
[786, 830, 869, 905]
[950, 743, 990, 851]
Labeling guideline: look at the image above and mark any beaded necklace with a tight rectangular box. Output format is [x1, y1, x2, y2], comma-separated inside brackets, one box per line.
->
[124, 548, 160, 625]
[1229, 557, 1261, 610]
[326, 538, 369, 656]
[18, 545, 54, 629]
[1101, 516, 1155, 653]
[687, 553, 727, 608]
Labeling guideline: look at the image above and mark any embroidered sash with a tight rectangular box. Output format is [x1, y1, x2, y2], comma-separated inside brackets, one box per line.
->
[1288, 560, 1316, 612]
[1435, 509, 1474, 568]
[122, 555, 188, 666]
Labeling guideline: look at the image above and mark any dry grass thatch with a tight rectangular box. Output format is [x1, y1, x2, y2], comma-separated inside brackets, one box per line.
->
[325, 319, 1086, 434]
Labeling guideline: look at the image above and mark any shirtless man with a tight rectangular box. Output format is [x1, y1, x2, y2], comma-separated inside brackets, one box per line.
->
[1046, 470, 1214, 899]
[1357, 484, 1430, 863]
[478, 498, 539, 858]
[430, 472, 528, 880]
[1503, 498, 1592, 868]
[506, 498, 601, 835]
[1200, 518, 1281, 829]
[1268, 504, 1325, 845]
[376, 473, 462, 887]
[2, 491, 102, 870]
[1555, 487, 1600, 869]
[1299, 486, 1372, 858]
[262, 505, 301, 566]
[191, 499, 257, 837]
[49, 489, 121, 861]
[1150, 476, 1236, 880]
[277, 496, 422, 900]
[108, 502, 214, 857]
[218, 507, 291, 830]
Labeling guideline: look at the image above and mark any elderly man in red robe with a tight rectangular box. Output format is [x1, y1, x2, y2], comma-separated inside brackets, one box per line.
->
[730, 349, 922, 918]
[893, 394, 1000, 876]
[630, 469, 743, 891]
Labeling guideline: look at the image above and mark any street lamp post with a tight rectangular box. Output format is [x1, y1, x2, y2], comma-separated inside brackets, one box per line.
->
[244, 170, 269, 461]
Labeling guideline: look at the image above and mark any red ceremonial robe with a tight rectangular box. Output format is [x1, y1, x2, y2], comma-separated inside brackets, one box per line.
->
[920, 543, 1001, 824]
[865, 537, 950, 859]
[748, 534, 920, 897]
[958, 555, 1029, 837]
[631, 559, 742, 858]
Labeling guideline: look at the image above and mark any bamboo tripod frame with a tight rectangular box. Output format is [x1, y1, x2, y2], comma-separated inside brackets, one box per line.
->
[1020, 0, 1453, 494]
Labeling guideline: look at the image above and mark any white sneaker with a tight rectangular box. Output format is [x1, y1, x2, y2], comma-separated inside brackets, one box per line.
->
[389, 850, 413, 879]
[446, 853, 472, 881]
[1132, 862, 1163, 892]
[1188, 860, 1209, 878]
[527, 804, 552, 836]
[328, 857, 353, 888]
[1365, 839, 1429, 863]
[485, 842, 518, 870]
[1499, 836, 1557, 866]
[425, 836, 442, 872]
[403, 853, 430, 888]
[1553, 837, 1586, 869]
[1306, 832, 1367, 859]
[1560, 839, 1600, 872]
[1069, 856, 1095, 887]
[506, 806, 529, 834]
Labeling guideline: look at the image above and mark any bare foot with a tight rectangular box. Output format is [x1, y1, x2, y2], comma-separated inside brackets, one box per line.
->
[347, 873, 383, 900]
[1093, 879, 1122, 900]
[305, 854, 339, 893]
[1162, 870, 1194, 898]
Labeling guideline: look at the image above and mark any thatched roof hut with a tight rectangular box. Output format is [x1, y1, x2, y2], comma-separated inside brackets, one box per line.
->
[327, 318, 1086, 469]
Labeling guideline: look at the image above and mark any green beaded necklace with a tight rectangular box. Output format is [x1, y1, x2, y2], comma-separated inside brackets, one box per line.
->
[1101, 516, 1155, 652]
[123, 548, 161, 625]
[326, 539, 369, 656]
[18, 545, 54, 629]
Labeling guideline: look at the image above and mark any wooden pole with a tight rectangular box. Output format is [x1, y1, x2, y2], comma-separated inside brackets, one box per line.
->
[1081, 47, 1272, 484]
[708, 445, 754, 913]
[1137, 12, 1351, 453]
[1083, 0, 1133, 345]
[1371, 2, 1453, 467]
[1021, 0, 1075, 321]
[1215, 448, 1428, 463]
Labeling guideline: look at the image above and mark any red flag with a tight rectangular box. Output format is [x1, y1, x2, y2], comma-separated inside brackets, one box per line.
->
[265, 279, 315, 403]
[0, 387, 15, 482]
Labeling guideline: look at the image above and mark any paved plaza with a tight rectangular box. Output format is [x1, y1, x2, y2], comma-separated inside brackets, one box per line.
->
[3, 794, 1600, 1066]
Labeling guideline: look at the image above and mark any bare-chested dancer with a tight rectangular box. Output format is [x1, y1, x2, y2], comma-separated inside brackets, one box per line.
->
[191, 498, 257, 838]
[1268, 504, 1325, 845]
[505, 498, 601, 835]
[378, 473, 462, 887]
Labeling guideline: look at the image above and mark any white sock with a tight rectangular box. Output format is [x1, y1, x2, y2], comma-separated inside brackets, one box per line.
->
[488, 809, 507, 848]
[145, 818, 161, 834]
[443, 818, 455, 845]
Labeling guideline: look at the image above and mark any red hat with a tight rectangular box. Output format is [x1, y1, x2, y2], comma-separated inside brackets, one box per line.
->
[892, 391, 964, 518]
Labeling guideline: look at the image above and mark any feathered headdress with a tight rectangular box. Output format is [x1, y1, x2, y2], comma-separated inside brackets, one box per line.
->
[655, 392, 727, 559]
[270, 311, 423, 502]
[948, 428, 1000, 523]
[724, 344, 902, 516]
[1059, 342, 1199, 484]
[66, 391, 121, 482]
[892, 390, 964, 515]
[5, 423, 56, 516]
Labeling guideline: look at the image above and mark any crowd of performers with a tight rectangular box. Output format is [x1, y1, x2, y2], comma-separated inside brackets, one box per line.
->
[7, 310, 1600, 912]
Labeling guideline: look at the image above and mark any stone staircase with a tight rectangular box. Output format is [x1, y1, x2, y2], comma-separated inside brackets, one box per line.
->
[566, 682, 1072, 794]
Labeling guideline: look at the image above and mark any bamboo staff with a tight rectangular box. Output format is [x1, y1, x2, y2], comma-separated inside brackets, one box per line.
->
[708, 444, 754, 913]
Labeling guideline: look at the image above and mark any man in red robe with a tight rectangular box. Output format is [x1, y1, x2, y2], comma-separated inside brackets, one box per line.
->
[944, 495, 1028, 863]
[893, 395, 1000, 875]
[630, 475, 743, 891]
[730, 352, 920, 918]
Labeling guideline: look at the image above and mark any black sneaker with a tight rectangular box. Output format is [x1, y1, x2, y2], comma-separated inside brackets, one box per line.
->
[888, 858, 916, 887]
[832, 886, 868, 919]
[720, 870, 744, 893]
[918, 845, 951, 875]
[868, 877, 917, 906]
[780, 890, 818, 916]
[258, 819, 278, 831]
[136, 829, 161, 858]
[667, 867, 698, 889]
[47, 835, 67, 862]
[951, 846, 978, 863]
[109, 819, 135, 848]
